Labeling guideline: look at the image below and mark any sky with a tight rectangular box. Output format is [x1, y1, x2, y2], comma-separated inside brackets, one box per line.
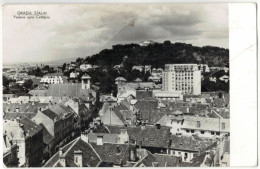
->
[2, 4, 228, 64]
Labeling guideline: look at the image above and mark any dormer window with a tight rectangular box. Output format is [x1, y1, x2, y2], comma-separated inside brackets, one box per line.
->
[197, 121, 201, 128]
[222, 123, 225, 130]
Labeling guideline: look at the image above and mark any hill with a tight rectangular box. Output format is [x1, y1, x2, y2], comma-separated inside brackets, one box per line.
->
[84, 41, 229, 69]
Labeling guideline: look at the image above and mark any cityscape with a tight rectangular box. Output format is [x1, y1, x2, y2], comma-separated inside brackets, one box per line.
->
[3, 4, 229, 168]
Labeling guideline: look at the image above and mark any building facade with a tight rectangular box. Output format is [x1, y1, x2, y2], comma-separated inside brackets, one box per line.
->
[162, 64, 201, 95]
[40, 73, 64, 84]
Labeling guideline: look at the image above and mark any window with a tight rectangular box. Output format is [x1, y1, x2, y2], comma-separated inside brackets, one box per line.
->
[178, 152, 181, 155]
[201, 131, 205, 134]
[211, 132, 215, 135]
[191, 130, 195, 133]
[216, 132, 220, 135]
[186, 129, 190, 133]
[222, 123, 225, 130]
[197, 121, 201, 128]
[184, 153, 188, 160]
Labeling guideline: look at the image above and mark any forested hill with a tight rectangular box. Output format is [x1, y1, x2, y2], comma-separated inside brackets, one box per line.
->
[84, 41, 229, 68]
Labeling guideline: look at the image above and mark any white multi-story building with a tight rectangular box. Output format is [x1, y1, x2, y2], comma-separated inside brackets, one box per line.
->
[162, 64, 201, 95]
[40, 73, 64, 84]
[80, 64, 92, 71]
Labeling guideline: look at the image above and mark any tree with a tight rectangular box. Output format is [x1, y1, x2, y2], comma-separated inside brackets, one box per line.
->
[3, 76, 9, 87]
[23, 79, 33, 90]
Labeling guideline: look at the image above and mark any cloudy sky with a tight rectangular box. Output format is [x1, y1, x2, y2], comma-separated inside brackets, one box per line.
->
[3, 4, 228, 64]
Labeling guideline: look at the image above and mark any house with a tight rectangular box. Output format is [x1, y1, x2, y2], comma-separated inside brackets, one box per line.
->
[43, 137, 101, 167]
[3, 102, 49, 114]
[132, 66, 144, 72]
[209, 77, 217, 82]
[29, 75, 93, 102]
[132, 99, 168, 125]
[219, 75, 229, 83]
[40, 73, 65, 84]
[44, 134, 133, 167]
[80, 64, 92, 71]
[181, 116, 230, 138]
[70, 72, 79, 79]
[134, 150, 182, 167]
[101, 102, 136, 126]
[3, 118, 43, 167]
[148, 75, 161, 82]
[156, 109, 184, 134]
[115, 77, 127, 85]
[117, 82, 161, 100]
[106, 125, 171, 154]
[32, 103, 76, 152]
[3, 94, 16, 102]
[168, 135, 214, 163]
[154, 91, 183, 101]
[144, 65, 152, 73]
[3, 135, 19, 167]
[197, 64, 210, 73]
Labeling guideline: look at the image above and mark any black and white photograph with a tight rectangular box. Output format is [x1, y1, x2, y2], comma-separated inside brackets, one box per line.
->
[2, 3, 234, 167]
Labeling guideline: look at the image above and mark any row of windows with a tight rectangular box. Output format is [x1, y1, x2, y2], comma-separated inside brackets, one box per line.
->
[186, 129, 221, 135]
[175, 77, 193, 80]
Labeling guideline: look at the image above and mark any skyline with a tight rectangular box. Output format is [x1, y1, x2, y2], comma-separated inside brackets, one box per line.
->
[3, 4, 228, 64]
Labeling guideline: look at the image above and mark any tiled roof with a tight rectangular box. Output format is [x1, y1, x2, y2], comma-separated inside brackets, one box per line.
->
[134, 100, 169, 124]
[106, 125, 171, 149]
[3, 102, 49, 113]
[90, 143, 130, 165]
[44, 139, 78, 167]
[64, 139, 101, 167]
[47, 84, 90, 100]
[170, 135, 212, 152]
[42, 109, 58, 120]
[134, 151, 156, 167]
[29, 83, 91, 101]
[88, 133, 121, 144]
[4, 112, 36, 120]
[182, 116, 230, 132]
[20, 117, 42, 137]
[154, 154, 182, 167]
[49, 103, 75, 116]
[190, 142, 218, 167]
[115, 77, 126, 81]
[44, 73, 63, 77]
[135, 91, 153, 99]
[39, 123, 54, 145]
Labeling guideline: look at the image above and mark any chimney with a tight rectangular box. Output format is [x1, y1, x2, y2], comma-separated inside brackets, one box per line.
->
[155, 123, 161, 129]
[116, 145, 120, 154]
[187, 107, 190, 113]
[16, 107, 20, 113]
[198, 147, 202, 156]
[59, 148, 66, 167]
[97, 135, 103, 145]
[139, 141, 142, 149]
[74, 150, 83, 167]
[129, 147, 137, 162]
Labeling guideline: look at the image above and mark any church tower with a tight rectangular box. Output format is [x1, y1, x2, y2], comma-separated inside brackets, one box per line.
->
[81, 74, 91, 90]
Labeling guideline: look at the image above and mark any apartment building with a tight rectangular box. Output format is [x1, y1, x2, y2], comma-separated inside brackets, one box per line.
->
[162, 64, 201, 95]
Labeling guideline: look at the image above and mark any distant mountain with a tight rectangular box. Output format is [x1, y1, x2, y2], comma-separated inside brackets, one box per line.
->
[84, 41, 229, 68]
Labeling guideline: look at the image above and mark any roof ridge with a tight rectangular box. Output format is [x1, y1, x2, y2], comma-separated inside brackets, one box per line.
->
[88, 142, 102, 162]
[63, 137, 80, 157]
[133, 152, 150, 167]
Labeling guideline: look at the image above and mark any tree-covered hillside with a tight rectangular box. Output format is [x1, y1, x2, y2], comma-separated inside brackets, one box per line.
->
[85, 41, 229, 68]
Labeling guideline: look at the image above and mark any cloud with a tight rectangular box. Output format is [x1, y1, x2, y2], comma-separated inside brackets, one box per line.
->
[2, 4, 228, 64]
